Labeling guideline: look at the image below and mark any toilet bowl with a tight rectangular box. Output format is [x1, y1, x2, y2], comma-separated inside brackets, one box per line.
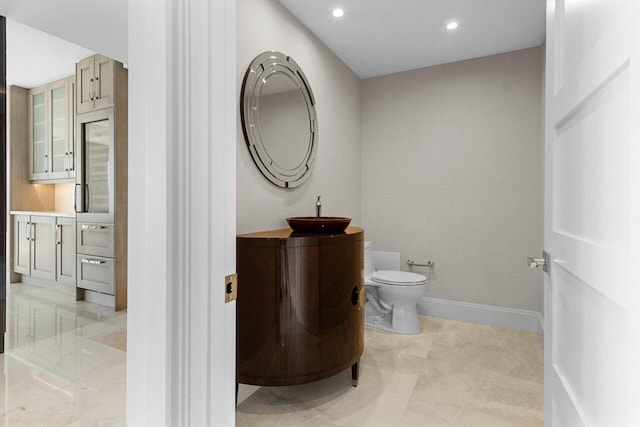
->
[364, 242, 428, 334]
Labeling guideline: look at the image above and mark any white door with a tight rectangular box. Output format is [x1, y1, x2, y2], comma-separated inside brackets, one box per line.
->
[545, 0, 640, 426]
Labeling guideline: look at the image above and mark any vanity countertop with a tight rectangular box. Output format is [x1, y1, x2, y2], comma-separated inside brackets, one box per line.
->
[238, 226, 363, 239]
[10, 210, 76, 218]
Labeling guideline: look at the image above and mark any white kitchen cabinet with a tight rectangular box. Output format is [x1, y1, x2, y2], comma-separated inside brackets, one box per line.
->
[13, 215, 56, 281]
[29, 76, 75, 182]
[77, 54, 119, 113]
[29, 216, 56, 281]
[13, 214, 76, 286]
[56, 217, 76, 285]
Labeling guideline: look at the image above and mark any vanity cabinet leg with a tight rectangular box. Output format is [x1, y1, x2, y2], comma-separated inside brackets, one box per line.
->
[351, 361, 360, 387]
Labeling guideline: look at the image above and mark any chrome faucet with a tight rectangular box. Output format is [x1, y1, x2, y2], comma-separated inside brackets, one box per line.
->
[315, 196, 322, 217]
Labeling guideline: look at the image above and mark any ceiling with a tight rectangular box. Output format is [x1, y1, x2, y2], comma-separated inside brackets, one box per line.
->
[0, 0, 545, 82]
[0, 0, 127, 64]
[5, 19, 95, 88]
[277, 0, 546, 78]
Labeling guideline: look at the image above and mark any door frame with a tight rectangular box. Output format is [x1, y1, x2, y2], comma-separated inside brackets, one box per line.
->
[127, 0, 237, 425]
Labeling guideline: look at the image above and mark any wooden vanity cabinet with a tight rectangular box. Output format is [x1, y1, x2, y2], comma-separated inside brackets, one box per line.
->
[236, 227, 365, 387]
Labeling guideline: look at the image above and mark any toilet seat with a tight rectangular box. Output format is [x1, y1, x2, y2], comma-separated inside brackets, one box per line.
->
[370, 270, 427, 286]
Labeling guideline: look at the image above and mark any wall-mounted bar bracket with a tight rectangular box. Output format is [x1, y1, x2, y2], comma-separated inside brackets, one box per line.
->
[407, 259, 433, 268]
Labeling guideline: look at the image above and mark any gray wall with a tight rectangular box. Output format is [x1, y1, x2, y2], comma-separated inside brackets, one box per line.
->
[361, 47, 544, 311]
[237, 2, 544, 313]
[237, 0, 362, 233]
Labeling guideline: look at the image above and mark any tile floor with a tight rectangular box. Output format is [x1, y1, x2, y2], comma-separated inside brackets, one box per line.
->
[0, 284, 127, 426]
[237, 317, 543, 427]
[1, 284, 543, 426]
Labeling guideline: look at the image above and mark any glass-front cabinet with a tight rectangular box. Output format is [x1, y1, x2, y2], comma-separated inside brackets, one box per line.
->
[29, 76, 75, 182]
[29, 87, 47, 180]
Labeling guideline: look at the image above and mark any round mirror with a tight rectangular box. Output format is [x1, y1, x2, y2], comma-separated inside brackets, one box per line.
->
[241, 51, 318, 188]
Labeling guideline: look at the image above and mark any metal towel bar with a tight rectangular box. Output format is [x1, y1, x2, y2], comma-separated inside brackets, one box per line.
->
[407, 259, 433, 268]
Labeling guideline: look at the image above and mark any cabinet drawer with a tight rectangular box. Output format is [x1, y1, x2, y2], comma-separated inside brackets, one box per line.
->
[77, 222, 114, 257]
[77, 255, 115, 295]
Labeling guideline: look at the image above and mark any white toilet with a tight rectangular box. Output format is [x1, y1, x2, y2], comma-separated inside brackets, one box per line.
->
[364, 242, 428, 334]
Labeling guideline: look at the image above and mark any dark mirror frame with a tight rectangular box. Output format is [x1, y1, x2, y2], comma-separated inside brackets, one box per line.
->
[240, 51, 318, 188]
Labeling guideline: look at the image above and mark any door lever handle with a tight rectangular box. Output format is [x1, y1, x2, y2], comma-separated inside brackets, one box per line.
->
[527, 251, 550, 273]
[528, 257, 545, 268]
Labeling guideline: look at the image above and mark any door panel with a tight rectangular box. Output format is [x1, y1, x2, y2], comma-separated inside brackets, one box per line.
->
[30, 216, 56, 281]
[77, 222, 115, 257]
[56, 217, 76, 285]
[29, 88, 48, 180]
[94, 55, 114, 110]
[556, 0, 628, 89]
[76, 109, 115, 223]
[13, 215, 31, 275]
[49, 79, 70, 179]
[77, 56, 94, 114]
[545, 0, 638, 425]
[68, 77, 76, 178]
[85, 120, 110, 214]
[77, 254, 115, 295]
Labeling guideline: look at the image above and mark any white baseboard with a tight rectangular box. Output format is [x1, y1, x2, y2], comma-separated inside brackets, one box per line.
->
[417, 297, 543, 334]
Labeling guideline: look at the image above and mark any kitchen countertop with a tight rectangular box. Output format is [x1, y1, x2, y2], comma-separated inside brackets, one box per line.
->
[10, 211, 76, 218]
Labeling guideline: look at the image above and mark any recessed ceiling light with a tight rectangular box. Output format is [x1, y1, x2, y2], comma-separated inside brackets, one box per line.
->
[446, 21, 459, 30]
[333, 8, 345, 18]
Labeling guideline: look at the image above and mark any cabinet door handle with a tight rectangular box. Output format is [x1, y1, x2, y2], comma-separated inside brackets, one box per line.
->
[26, 222, 31, 241]
[81, 258, 106, 265]
[64, 153, 68, 171]
[56, 224, 62, 245]
[81, 224, 107, 230]
[74, 184, 81, 213]
[89, 78, 94, 101]
[30, 222, 36, 242]
[95, 76, 100, 100]
[85, 184, 90, 212]
[43, 154, 48, 173]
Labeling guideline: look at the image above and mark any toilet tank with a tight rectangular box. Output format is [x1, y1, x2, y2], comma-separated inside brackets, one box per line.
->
[364, 241, 375, 277]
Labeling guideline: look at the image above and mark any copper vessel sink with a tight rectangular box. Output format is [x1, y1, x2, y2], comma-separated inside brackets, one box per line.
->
[286, 217, 352, 234]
